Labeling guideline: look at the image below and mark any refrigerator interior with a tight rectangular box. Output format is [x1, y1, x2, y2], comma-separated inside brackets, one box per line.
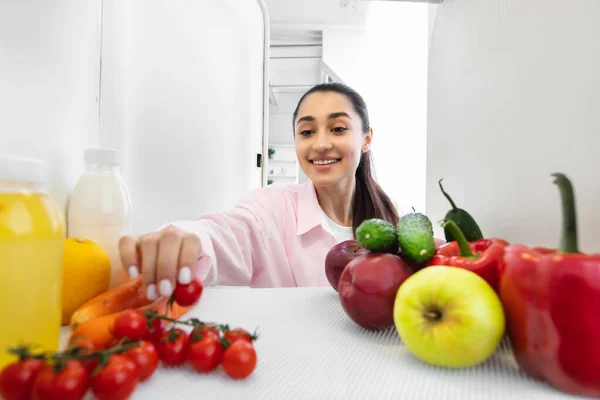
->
[99, 0, 270, 235]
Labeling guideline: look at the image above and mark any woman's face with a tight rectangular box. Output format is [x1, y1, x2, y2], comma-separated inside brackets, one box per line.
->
[294, 91, 372, 189]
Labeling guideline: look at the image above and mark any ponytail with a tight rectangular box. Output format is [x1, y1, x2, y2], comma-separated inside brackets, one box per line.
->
[352, 151, 399, 236]
[292, 82, 399, 236]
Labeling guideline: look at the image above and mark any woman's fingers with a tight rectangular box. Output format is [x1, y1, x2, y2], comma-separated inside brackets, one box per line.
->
[177, 233, 202, 285]
[156, 227, 183, 297]
[139, 232, 160, 300]
[119, 225, 202, 301]
[119, 235, 141, 278]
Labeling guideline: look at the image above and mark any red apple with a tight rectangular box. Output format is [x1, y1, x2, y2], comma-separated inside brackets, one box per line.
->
[398, 252, 429, 272]
[338, 253, 413, 330]
[325, 240, 370, 291]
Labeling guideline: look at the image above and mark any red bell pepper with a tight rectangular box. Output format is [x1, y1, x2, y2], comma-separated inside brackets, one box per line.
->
[499, 173, 600, 398]
[427, 220, 509, 293]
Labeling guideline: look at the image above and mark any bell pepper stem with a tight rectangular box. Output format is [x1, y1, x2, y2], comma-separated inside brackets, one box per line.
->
[439, 178, 458, 211]
[552, 173, 579, 253]
[441, 219, 475, 258]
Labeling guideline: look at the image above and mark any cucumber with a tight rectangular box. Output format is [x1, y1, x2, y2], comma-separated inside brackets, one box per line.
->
[396, 212, 436, 262]
[356, 218, 399, 253]
[439, 179, 484, 242]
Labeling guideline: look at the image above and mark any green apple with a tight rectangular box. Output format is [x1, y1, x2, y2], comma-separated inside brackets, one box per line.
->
[393, 265, 505, 368]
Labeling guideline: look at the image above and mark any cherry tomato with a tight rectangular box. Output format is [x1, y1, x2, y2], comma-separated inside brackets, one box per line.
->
[173, 278, 203, 307]
[224, 328, 253, 344]
[122, 341, 158, 382]
[106, 338, 121, 349]
[33, 360, 89, 400]
[68, 337, 98, 373]
[113, 309, 149, 341]
[145, 317, 166, 344]
[68, 336, 96, 352]
[0, 358, 45, 400]
[221, 340, 257, 380]
[187, 336, 223, 373]
[192, 324, 220, 342]
[91, 354, 138, 400]
[156, 328, 190, 366]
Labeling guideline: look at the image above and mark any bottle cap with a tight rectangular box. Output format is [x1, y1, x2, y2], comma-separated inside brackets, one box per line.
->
[84, 148, 122, 166]
[0, 154, 46, 183]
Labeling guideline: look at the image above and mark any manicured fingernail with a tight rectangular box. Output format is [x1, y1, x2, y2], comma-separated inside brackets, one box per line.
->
[146, 284, 158, 300]
[159, 279, 173, 297]
[178, 267, 192, 284]
[128, 265, 139, 278]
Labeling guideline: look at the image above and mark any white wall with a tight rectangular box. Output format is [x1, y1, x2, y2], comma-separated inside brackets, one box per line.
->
[0, 1, 102, 214]
[322, 30, 367, 92]
[427, 0, 600, 251]
[100, 0, 267, 235]
[323, 2, 429, 215]
[98, 0, 129, 152]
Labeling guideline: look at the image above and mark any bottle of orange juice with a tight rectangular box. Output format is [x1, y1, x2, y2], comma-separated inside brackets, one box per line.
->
[0, 155, 66, 369]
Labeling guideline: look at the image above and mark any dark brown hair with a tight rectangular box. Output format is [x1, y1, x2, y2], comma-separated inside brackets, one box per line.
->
[292, 82, 399, 236]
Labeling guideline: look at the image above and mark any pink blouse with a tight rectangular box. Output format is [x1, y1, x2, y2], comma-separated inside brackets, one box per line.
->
[169, 180, 342, 287]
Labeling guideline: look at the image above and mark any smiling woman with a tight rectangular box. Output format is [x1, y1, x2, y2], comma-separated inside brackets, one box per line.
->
[292, 83, 399, 236]
[117, 83, 404, 292]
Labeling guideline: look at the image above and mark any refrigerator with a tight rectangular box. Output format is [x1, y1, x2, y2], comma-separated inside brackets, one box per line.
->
[102, 0, 270, 235]
[0, 0, 270, 236]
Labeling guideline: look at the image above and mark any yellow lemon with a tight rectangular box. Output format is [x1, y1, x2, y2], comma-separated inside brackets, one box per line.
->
[61, 238, 111, 325]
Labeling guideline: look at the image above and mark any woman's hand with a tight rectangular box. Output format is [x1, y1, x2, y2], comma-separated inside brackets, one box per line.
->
[118, 225, 201, 300]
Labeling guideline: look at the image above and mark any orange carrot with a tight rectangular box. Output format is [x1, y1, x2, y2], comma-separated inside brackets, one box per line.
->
[70, 278, 153, 329]
[69, 296, 193, 349]
[69, 313, 120, 350]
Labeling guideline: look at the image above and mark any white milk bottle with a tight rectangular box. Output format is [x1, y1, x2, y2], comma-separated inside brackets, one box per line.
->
[67, 148, 132, 288]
